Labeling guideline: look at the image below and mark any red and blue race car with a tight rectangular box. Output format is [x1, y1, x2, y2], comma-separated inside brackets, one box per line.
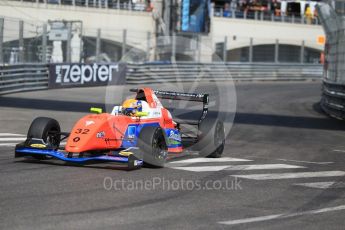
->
[15, 88, 225, 169]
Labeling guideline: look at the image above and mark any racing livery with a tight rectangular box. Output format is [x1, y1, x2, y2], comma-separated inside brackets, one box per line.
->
[15, 88, 225, 169]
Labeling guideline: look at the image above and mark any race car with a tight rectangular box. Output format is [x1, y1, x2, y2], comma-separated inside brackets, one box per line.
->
[15, 88, 225, 169]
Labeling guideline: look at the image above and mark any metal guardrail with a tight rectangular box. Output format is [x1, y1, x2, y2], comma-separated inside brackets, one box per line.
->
[0, 63, 322, 95]
[0, 64, 49, 95]
[321, 81, 345, 120]
[126, 62, 322, 84]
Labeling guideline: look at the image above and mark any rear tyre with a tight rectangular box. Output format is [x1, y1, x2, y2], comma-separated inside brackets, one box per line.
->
[138, 126, 167, 168]
[195, 118, 225, 158]
[27, 117, 61, 159]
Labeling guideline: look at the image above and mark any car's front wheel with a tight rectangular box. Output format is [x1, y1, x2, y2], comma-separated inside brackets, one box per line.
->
[138, 126, 168, 168]
[27, 117, 61, 159]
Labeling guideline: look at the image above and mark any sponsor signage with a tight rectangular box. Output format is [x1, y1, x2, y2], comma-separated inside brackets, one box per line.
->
[48, 63, 126, 88]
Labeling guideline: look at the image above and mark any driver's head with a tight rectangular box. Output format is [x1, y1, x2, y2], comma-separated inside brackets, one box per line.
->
[122, 99, 142, 116]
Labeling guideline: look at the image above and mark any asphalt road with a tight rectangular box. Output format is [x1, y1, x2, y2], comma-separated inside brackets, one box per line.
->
[1, 81, 345, 230]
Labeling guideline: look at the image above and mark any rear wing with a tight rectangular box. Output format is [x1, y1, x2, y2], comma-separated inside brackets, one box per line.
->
[130, 88, 209, 125]
[153, 90, 209, 105]
[130, 88, 209, 104]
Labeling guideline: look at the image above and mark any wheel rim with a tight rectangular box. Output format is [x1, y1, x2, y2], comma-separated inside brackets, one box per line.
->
[214, 122, 225, 146]
[152, 130, 167, 160]
[45, 129, 60, 149]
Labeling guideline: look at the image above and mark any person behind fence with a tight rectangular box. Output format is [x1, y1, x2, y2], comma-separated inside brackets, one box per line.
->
[305, 6, 313, 24]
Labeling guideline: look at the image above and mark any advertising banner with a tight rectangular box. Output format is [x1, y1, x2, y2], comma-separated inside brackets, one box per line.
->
[48, 63, 126, 88]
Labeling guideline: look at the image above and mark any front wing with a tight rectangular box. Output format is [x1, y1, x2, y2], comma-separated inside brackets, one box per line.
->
[15, 144, 143, 169]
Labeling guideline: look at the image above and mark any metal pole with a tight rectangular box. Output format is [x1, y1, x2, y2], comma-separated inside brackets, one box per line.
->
[72, 0, 75, 6]
[197, 35, 201, 62]
[249, 37, 253, 63]
[275, 39, 279, 63]
[300, 40, 305, 63]
[122, 29, 127, 59]
[223, 36, 228, 62]
[96, 28, 101, 63]
[85, 0, 89, 7]
[147, 31, 151, 62]
[0, 18, 4, 64]
[66, 22, 72, 63]
[171, 32, 176, 62]
[79, 23, 83, 62]
[42, 24, 47, 63]
[19, 20, 24, 63]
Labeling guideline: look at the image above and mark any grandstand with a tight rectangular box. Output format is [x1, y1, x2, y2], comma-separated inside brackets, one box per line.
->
[0, 0, 324, 63]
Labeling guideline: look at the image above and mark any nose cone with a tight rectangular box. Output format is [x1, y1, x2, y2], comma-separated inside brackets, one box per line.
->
[65, 114, 132, 153]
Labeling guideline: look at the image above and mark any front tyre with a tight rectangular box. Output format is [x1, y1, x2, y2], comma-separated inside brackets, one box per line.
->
[138, 126, 167, 168]
[27, 117, 61, 159]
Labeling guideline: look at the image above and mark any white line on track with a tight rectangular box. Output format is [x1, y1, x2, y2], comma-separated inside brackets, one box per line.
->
[171, 164, 304, 172]
[218, 204, 345, 226]
[294, 181, 345, 189]
[246, 156, 333, 165]
[0, 133, 25, 137]
[276, 158, 333, 165]
[333, 149, 345, 153]
[169, 157, 252, 164]
[0, 138, 26, 141]
[0, 143, 17, 146]
[231, 171, 345, 180]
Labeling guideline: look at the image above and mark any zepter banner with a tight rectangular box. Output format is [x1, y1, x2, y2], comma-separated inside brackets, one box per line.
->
[48, 63, 126, 88]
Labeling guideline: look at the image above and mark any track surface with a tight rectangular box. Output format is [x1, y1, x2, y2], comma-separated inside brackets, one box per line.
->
[1, 82, 345, 230]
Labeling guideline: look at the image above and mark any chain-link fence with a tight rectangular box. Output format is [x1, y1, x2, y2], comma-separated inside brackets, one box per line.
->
[0, 16, 323, 64]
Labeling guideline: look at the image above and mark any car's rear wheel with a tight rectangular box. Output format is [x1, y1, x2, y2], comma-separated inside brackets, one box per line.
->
[27, 117, 61, 159]
[195, 118, 225, 158]
[138, 126, 167, 168]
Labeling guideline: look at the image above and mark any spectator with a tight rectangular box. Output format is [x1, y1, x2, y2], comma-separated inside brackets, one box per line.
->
[223, 3, 231, 17]
[305, 6, 313, 24]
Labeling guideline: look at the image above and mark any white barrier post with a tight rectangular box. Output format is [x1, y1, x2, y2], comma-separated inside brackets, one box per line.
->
[275, 39, 279, 63]
[42, 24, 47, 63]
[96, 28, 101, 62]
[122, 29, 127, 59]
[249, 37, 253, 63]
[223, 36, 228, 62]
[66, 22, 72, 63]
[19, 20, 24, 63]
[0, 18, 3, 64]
[300, 40, 305, 63]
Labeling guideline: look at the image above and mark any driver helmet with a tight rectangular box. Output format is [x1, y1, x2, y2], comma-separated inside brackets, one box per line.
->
[122, 99, 142, 116]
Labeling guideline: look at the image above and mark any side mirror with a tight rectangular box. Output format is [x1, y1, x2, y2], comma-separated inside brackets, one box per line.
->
[90, 107, 103, 114]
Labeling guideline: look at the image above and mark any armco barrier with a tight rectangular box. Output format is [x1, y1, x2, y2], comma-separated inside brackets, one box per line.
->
[0, 62, 322, 95]
[321, 81, 345, 120]
[0, 64, 48, 95]
[126, 62, 322, 84]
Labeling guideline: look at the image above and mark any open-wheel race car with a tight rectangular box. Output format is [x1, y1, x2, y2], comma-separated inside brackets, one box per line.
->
[15, 88, 225, 169]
